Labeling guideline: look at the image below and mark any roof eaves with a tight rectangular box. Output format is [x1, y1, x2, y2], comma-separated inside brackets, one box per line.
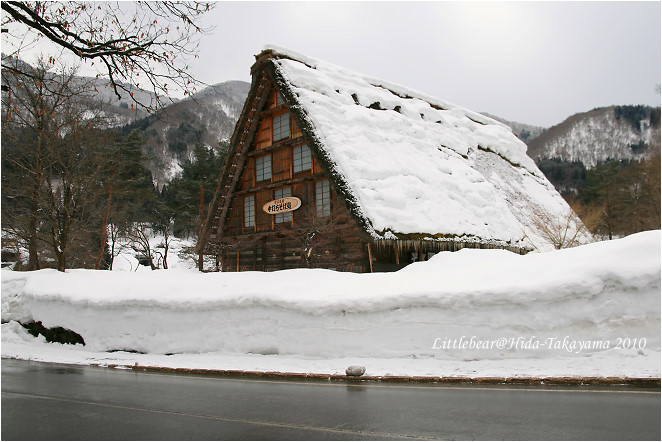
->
[197, 68, 274, 254]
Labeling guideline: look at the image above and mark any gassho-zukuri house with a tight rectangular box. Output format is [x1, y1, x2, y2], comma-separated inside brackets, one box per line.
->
[197, 46, 588, 272]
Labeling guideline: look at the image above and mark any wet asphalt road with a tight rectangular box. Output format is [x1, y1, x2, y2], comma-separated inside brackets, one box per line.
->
[2, 358, 660, 440]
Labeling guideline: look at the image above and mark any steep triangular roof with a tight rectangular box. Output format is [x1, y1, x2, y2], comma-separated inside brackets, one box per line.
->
[201, 46, 589, 254]
[265, 46, 588, 250]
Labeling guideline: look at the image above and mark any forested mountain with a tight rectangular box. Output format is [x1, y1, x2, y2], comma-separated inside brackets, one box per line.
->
[527, 105, 660, 167]
[118, 80, 250, 187]
[3, 54, 249, 187]
[528, 106, 661, 239]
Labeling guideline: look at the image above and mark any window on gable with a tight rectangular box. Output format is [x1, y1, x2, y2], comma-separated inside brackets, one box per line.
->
[273, 112, 290, 142]
[316, 180, 330, 218]
[244, 195, 255, 228]
[293, 144, 312, 174]
[274, 187, 292, 224]
[255, 155, 271, 182]
[276, 92, 285, 106]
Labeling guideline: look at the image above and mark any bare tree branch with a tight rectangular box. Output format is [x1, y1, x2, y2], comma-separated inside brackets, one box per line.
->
[2, 1, 214, 111]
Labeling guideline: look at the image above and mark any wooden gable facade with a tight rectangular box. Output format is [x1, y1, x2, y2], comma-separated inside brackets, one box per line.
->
[198, 53, 371, 272]
[198, 49, 532, 273]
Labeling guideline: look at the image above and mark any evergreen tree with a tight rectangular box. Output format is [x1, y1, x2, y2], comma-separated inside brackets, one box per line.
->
[580, 160, 625, 239]
[97, 129, 157, 269]
[163, 141, 226, 237]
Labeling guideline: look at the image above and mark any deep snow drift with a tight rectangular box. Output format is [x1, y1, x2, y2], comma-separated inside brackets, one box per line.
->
[2, 231, 660, 378]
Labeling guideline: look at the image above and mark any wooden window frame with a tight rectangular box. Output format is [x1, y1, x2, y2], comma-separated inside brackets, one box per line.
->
[255, 154, 272, 183]
[293, 144, 312, 174]
[273, 112, 290, 142]
[315, 180, 331, 218]
[244, 195, 255, 229]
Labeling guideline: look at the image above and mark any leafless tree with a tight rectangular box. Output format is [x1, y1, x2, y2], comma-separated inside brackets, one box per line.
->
[532, 210, 589, 250]
[124, 221, 173, 270]
[618, 142, 661, 233]
[273, 217, 338, 268]
[153, 221, 173, 270]
[2, 58, 113, 270]
[106, 222, 129, 270]
[125, 223, 158, 270]
[570, 142, 661, 239]
[2, 1, 214, 111]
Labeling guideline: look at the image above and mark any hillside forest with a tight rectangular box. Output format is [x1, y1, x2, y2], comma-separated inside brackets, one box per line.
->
[1, 62, 225, 271]
[1, 63, 660, 271]
[536, 106, 660, 240]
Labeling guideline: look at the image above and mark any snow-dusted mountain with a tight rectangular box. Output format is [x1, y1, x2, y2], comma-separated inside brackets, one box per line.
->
[2, 53, 168, 126]
[2, 54, 250, 186]
[481, 113, 546, 144]
[74, 76, 161, 126]
[527, 105, 660, 168]
[123, 80, 250, 187]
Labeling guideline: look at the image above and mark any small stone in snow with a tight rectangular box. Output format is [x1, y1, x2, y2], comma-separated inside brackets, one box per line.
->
[345, 365, 366, 376]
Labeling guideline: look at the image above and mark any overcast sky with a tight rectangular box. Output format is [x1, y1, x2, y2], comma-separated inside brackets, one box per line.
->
[191, 1, 660, 128]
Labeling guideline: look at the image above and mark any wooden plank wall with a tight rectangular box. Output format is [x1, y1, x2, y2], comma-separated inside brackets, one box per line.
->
[221, 185, 367, 272]
[255, 117, 272, 150]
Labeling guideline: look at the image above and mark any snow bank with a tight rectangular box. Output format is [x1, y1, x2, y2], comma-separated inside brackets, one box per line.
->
[2, 329, 658, 378]
[2, 232, 659, 371]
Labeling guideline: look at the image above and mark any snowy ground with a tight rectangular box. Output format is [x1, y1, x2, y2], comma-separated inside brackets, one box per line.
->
[107, 234, 200, 272]
[2, 231, 660, 379]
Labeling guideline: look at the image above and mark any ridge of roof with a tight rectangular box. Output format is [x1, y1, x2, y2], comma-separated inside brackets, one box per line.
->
[260, 44, 510, 131]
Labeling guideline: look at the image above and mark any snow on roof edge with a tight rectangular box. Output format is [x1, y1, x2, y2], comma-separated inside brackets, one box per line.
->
[268, 60, 381, 240]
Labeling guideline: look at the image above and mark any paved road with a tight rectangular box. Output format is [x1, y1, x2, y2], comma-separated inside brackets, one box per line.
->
[2, 358, 660, 440]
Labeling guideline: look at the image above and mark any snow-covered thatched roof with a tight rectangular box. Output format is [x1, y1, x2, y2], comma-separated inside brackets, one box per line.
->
[256, 46, 588, 251]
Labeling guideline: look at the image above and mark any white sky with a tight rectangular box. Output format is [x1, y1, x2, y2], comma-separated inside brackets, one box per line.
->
[192, 1, 661, 127]
[3, 1, 660, 128]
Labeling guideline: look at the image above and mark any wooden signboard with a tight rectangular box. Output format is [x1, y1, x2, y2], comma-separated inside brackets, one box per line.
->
[262, 197, 302, 215]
